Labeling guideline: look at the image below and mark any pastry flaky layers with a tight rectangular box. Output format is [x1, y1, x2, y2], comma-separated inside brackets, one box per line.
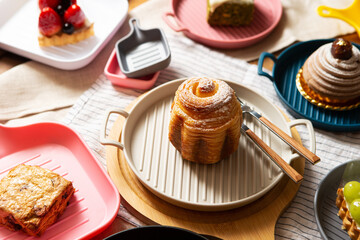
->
[168, 77, 243, 164]
[299, 39, 360, 108]
[336, 188, 360, 240]
[0, 164, 75, 236]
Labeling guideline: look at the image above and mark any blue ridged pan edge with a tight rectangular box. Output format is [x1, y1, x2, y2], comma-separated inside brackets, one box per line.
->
[258, 39, 360, 132]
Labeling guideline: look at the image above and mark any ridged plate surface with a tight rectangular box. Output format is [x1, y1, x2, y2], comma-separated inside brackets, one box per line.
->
[165, 0, 282, 48]
[121, 79, 296, 211]
[124, 41, 167, 72]
[268, 39, 360, 131]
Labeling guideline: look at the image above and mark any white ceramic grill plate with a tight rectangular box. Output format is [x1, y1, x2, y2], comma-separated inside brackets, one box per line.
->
[121, 79, 298, 211]
[0, 0, 128, 70]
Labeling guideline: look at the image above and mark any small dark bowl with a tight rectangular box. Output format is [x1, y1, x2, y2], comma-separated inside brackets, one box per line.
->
[104, 226, 210, 240]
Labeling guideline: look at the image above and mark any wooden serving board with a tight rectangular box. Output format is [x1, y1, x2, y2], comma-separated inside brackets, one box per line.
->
[105, 96, 305, 240]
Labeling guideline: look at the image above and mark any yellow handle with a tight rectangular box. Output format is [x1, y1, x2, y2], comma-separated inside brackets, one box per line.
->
[318, 6, 348, 21]
[318, 2, 360, 38]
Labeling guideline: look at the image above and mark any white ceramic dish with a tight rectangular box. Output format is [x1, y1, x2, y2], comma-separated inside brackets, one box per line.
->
[0, 0, 128, 70]
[101, 78, 316, 211]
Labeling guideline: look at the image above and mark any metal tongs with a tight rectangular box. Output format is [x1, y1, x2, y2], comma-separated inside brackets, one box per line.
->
[238, 97, 320, 183]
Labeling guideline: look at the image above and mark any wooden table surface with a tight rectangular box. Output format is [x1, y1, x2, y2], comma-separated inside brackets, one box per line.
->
[1, 0, 360, 239]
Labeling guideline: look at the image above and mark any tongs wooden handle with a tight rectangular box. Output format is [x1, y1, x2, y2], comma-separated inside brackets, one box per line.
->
[241, 125, 303, 183]
[237, 97, 320, 164]
[258, 116, 320, 164]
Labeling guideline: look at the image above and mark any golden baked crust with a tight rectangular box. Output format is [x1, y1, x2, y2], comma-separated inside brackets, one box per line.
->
[336, 188, 360, 240]
[38, 20, 94, 47]
[0, 164, 74, 236]
[168, 77, 243, 164]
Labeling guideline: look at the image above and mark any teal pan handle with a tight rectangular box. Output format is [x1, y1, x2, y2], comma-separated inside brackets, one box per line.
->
[257, 52, 277, 82]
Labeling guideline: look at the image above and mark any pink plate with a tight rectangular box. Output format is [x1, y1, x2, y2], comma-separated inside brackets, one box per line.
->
[104, 49, 160, 90]
[163, 0, 283, 49]
[0, 122, 120, 240]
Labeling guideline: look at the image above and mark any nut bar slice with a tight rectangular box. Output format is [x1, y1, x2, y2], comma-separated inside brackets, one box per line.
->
[0, 164, 75, 236]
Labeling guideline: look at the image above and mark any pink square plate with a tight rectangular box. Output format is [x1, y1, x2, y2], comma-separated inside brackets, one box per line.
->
[0, 122, 120, 240]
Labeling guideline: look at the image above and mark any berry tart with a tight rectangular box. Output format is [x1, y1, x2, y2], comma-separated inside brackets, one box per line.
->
[38, 0, 94, 47]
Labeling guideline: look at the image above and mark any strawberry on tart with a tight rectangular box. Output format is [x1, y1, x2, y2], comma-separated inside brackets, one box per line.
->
[38, 0, 94, 47]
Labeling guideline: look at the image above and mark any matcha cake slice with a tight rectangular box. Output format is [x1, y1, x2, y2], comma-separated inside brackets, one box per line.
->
[207, 0, 254, 26]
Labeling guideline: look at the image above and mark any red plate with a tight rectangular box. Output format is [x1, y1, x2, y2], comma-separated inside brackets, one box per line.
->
[0, 123, 120, 240]
[163, 0, 282, 49]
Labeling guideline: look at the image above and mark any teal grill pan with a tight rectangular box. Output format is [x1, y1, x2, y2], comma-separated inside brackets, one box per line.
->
[258, 39, 360, 132]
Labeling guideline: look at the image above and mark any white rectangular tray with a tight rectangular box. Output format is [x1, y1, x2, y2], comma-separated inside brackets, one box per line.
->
[0, 0, 128, 70]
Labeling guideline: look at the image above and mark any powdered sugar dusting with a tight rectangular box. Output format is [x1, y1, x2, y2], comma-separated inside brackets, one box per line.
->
[198, 78, 215, 93]
[178, 77, 235, 113]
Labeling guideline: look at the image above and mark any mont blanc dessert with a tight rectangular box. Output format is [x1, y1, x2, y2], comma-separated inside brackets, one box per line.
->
[297, 39, 360, 109]
[168, 77, 243, 164]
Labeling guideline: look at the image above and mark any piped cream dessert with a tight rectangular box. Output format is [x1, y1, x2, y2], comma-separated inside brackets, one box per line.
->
[297, 39, 360, 109]
[207, 0, 254, 26]
[336, 181, 360, 240]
